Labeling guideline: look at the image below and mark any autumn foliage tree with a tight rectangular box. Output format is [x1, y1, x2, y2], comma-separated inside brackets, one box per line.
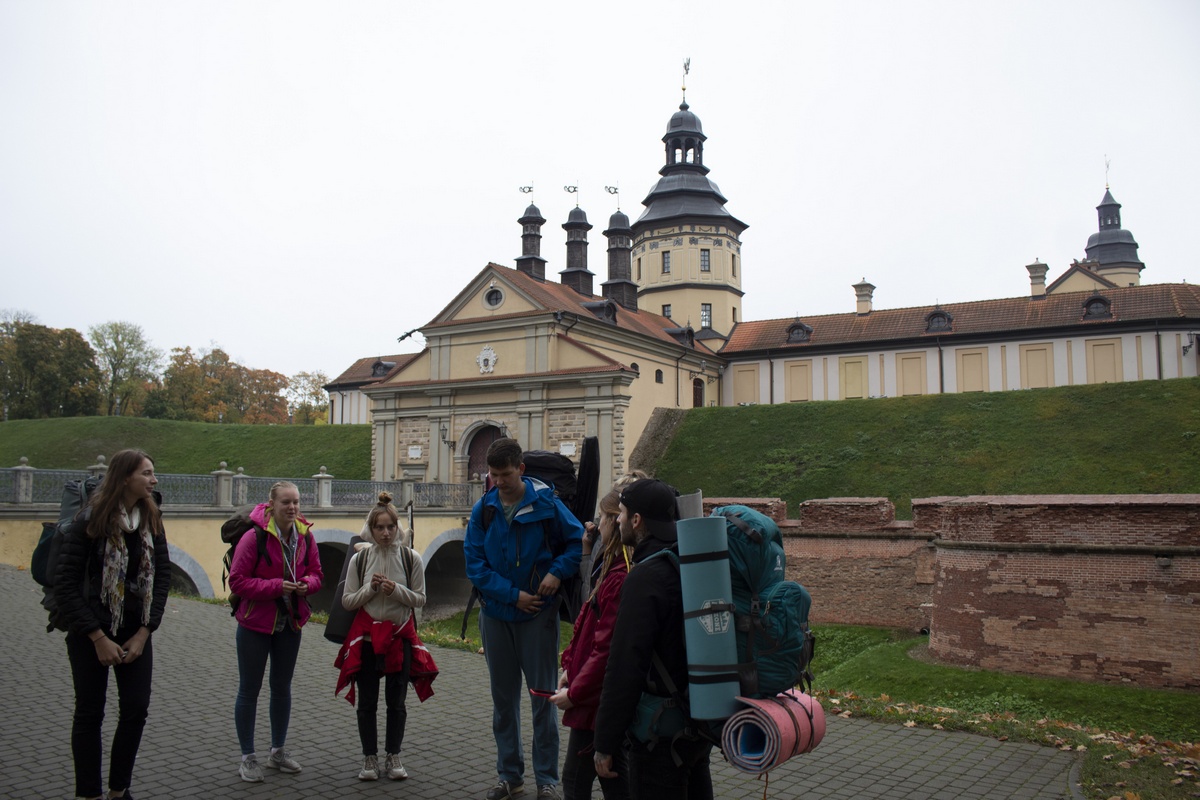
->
[287, 371, 330, 425]
[88, 321, 162, 416]
[144, 347, 288, 424]
[0, 312, 102, 419]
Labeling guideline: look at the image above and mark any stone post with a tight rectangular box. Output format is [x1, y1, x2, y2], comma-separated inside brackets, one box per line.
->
[232, 468, 249, 507]
[399, 478, 415, 509]
[13, 457, 34, 504]
[87, 455, 108, 479]
[314, 466, 333, 509]
[212, 462, 234, 507]
[470, 476, 485, 506]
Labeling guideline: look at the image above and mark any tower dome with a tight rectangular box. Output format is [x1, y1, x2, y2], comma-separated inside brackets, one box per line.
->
[1084, 189, 1143, 286]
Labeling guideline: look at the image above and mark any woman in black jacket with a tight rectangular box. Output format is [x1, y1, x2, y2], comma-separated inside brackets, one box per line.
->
[55, 449, 171, 800]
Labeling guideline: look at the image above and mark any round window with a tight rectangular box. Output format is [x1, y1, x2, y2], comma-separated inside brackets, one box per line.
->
[484, 288, 504, 308]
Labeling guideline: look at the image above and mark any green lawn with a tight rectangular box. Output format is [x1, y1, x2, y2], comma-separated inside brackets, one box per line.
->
[656, 377, 1200, 518]
[0, 416, 372, 478]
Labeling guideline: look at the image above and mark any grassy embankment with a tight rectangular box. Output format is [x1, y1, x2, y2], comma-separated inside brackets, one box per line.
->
[655, 377, 1200, 518]
[0, 416, 372, 479]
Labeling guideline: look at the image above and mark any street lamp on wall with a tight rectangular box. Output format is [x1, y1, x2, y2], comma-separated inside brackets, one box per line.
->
[440, 424, 456, 451]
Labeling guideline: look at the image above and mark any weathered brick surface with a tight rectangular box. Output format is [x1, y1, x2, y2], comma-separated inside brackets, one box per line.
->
[915, 494, 1200, 547]
[924, 495, 1200, 690]
[785, 533, 935, 630]
[797, 497, 897, 532]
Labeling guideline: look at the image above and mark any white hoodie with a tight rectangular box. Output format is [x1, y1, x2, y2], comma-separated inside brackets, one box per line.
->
[341, 523, 426, 628]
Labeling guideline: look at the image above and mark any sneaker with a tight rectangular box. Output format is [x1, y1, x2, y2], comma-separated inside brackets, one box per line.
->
[536, 786, 561, 800]
[358, 754, 380, 781]
[485, 778, 525, 799]
[384, 753, 409, 780]
[239, 756, 264, 783]
[266, 748, 302, 773]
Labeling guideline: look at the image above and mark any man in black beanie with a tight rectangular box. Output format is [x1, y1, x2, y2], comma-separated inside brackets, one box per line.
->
[592, 478, 713, 799]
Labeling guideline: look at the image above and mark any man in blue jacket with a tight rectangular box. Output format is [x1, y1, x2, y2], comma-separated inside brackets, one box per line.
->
[465, 438, 584, 800]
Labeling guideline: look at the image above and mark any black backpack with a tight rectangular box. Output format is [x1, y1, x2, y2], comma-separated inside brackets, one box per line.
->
[32, 476, 102, 632]
[220, 509, 272, 616]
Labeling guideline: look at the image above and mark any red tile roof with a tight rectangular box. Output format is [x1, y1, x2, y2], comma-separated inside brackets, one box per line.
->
[722, 283, 1200, 354]
[423, 263, 712, 352]
[326, 353, 420, 388]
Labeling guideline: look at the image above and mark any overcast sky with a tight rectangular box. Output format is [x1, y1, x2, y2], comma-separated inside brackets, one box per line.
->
[2, 1, 1198, 381]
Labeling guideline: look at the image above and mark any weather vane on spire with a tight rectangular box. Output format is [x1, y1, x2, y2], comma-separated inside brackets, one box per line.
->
[605, 185, 620, 210]
[1104, 155, 1111, 189]
[682, 57, 691, 104]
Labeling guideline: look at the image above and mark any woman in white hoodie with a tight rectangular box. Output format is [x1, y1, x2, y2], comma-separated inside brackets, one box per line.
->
[339, 492, 427, 781]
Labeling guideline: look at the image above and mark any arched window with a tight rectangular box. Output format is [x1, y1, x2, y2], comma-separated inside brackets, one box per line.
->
[655, 369, 664, 384]
[925, 310, 953, 333]
[1083, 295, 1112, 319]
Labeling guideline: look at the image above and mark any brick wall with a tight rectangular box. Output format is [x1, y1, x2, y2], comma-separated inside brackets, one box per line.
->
[693, 494, 1200, 689]
[701, 497, 936, 631]
[924, 495, 1200, 690]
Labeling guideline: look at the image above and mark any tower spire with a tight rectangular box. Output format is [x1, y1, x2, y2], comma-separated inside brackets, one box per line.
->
[681, 57, 690, 105]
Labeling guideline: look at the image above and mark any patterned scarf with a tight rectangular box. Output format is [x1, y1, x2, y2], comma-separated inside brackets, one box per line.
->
[99, 506, 156, 635]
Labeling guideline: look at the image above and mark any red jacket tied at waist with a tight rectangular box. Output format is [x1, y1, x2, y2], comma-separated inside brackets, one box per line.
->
[335, 609, 438, 705]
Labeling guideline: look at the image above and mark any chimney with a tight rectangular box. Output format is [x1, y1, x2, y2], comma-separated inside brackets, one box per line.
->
[602, 209, 639, 310]
[559, 206, 595, 296]
[515, 203, 547, 281]
[1026, 261, 1048, 300]
[853, 279, 875, 315]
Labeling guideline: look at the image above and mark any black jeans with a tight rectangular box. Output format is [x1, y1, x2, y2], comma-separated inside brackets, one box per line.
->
[66, 629, 154, 798]
[626, 735, 713, 800]
[562, 727, 629, 800]
[355, 645, 410, 756]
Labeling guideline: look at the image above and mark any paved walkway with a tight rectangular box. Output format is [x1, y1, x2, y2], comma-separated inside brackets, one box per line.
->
[0, 564, 1079, 799]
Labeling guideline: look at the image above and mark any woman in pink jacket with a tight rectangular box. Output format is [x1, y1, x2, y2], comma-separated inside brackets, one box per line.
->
[227, 481, 324, 783]
[552, 488, 631, 800]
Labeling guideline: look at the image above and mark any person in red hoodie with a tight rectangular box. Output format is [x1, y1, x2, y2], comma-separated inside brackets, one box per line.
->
[551, 488, 631, 800]
[228, 481, 324, 784]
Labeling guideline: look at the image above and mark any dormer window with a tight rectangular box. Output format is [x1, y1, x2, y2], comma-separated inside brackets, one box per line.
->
[925, 310, 953, 333]
[1083, 295, 1112, 319]
[786, 320, 813, 343]
[371, 360, 396, 378]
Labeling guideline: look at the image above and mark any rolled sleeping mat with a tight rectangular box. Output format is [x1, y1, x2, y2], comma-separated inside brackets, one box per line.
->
[676, 489, 704, 521]
[721, 692, 827, 774]
[676, 515, 741, 721]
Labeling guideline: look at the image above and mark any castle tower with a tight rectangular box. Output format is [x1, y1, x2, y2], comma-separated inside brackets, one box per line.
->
[630, 101, 747, 338]
[1084, 189, 1144, 287]
[515, 203, 548, 281]
[559, 206, 595, 296]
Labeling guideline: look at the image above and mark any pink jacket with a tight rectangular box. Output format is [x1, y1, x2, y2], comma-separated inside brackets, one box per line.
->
[228, 503, 324, 634]
[559, 557, 629, 730]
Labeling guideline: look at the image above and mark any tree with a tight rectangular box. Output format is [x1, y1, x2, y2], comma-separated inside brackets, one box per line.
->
[145, 346, 288, 424]
[88, 321, 163, 416]
[287, 371, 330, 425]
[0, 319, 101, 419]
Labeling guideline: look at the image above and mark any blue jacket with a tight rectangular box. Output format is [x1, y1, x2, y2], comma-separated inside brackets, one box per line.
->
[464, 477, 584, 623]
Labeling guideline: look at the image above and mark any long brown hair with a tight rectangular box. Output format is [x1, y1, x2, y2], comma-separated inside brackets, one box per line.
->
[85, 449, 162, 539]
[589, 489, 625, 602]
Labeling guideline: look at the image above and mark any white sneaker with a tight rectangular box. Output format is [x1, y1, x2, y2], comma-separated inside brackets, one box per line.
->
[239, 756, 264, 783]
[384, 752, 409, 780]
[358, 754, 379, 781]
[266, 748, 302, 773]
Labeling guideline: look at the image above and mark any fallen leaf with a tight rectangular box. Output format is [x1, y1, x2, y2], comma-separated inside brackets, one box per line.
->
[903, 721, 916, 728]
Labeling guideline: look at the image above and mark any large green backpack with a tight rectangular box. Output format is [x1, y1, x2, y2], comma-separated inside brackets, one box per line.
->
[713, 504, 815, 698]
